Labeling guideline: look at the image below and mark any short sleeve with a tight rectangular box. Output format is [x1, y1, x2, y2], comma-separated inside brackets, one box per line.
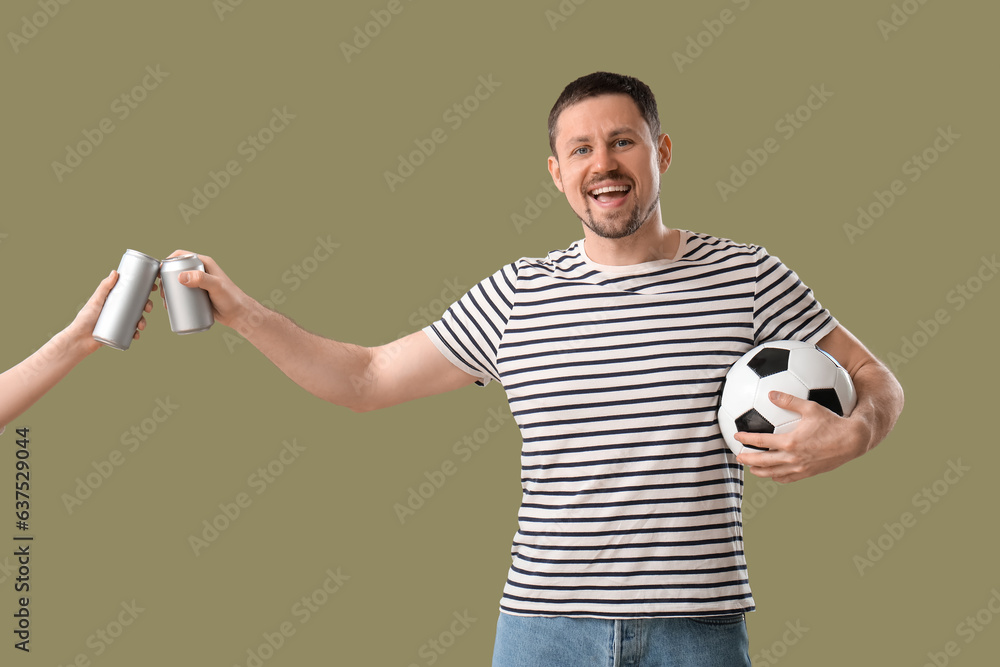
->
[753, 247, 838, 345]
[422, 262, 519, 386]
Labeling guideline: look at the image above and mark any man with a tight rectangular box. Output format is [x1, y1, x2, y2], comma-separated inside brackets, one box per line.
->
[172, 72, 903, 666]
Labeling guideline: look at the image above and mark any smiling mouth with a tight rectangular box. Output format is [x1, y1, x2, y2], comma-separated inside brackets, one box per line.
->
[588, 184, 632, 203]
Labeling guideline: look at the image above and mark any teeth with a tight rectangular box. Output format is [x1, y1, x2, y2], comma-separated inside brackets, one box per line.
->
[590, 185, 630, 195]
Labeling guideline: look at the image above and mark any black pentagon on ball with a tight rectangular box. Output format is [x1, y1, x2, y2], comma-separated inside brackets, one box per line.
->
[747, 347, 790, 378]
[808, 388, 844, 416]
[735, 408, 774, 434]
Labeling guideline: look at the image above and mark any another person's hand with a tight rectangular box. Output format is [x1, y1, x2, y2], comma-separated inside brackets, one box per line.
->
[0, 270, 155, 428]
[162, 250, 251, 330]
[65, 270, 156, 356]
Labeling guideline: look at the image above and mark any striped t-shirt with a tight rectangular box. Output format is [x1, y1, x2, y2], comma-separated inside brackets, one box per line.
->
[423, 230, 838, 618]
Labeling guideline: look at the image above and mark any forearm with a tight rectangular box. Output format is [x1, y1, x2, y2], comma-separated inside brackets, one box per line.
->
[848, 358, 905, 455]
[236, 300, 375, 411]
[0, 328, 92, 427]
[174, 250, 475, 412]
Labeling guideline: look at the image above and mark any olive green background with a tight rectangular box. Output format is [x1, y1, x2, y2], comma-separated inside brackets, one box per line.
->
[1, 1, 997, 665]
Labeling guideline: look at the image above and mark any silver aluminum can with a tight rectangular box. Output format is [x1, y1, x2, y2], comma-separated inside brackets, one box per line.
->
[92, 249, 161, 351]
[159, 254, 214, 334]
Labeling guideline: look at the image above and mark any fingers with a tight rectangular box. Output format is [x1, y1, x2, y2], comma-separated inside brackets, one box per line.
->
[191, 253, 229, 283]
[165, 249, 223, 274]
[730, 391, 815, 451]
[165, 249, 228, 290]
[162, 249, 243, 328]
[733, 392, 855, 483]
[87, 269, 156, 314]
[74, 270, 118, 326]
[734, 430, 773, 452]
[737, 445, 782, 469]
[103, 269, 119, 289]
[737, 446, 798, 483]
[90, 269, 118, 305]
[767, 390, 811, 414]
[178, 268, 211, 290]
[173, 254, 227, 296]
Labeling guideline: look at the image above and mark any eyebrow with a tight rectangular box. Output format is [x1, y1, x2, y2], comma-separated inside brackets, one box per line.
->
[564, 127, 637, 146]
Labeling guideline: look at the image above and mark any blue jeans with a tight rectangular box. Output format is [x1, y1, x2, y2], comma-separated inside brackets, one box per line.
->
[492, 612, 751, 667]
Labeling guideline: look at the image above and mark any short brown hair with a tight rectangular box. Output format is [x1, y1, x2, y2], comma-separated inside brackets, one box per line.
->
[548, 72, 661, 156]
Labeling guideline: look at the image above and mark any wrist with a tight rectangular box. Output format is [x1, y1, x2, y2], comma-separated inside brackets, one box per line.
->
[231, 296, 271, 341]
[846, 410, 875, 457]
[57, 324, 100, 360]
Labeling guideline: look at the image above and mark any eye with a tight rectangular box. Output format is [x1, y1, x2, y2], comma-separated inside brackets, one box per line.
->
[572, 146, 590, 156]
[614, 138, 632, 148]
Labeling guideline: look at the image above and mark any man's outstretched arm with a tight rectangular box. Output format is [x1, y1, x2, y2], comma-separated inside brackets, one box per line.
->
[169, 251, 478, 412]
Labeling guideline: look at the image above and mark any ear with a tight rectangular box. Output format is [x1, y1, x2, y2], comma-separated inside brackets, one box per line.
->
[657, 133, 672, 174]
[547, 155, 565, 193]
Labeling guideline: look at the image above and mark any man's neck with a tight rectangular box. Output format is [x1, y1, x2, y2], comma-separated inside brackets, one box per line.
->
[583, 221, 679, 266]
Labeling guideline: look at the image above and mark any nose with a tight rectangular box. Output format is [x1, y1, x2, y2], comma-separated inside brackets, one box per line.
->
[592, 143, 619, 173]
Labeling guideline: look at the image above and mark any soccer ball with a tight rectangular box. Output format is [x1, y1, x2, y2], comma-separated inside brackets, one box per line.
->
[717, 340, 857, 456]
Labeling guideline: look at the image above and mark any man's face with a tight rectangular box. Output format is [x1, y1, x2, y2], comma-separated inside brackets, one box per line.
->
[548, 94, 671, 240]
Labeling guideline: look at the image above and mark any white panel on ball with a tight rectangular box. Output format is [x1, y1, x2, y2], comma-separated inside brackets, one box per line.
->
[788, 346, 840, 389]
[834, 367, 859, 415]
[723, 363, 763, 410]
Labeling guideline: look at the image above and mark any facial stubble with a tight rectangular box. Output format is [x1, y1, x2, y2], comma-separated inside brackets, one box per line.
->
[578, 183, 661, 240]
